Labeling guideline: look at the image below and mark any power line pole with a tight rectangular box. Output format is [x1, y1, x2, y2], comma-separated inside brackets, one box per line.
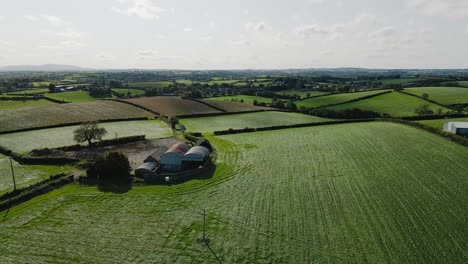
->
[203, 209, 206, 242]
[9, 158, 17, 191]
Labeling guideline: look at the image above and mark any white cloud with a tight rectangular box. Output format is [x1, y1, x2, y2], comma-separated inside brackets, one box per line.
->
[407, 0, 468, 19]
[39, 40, 84, 50]
[183, 27, 193, 32]
[24, 15, 38, 21]
[55, 28, 87, 39]
[137, 50, 157, 57]
[465, 25, 468, 34]
[226, 39, 250, 47]
[156, 34, 167, 39]
[200, 36, 213, 41]
[0, 40, 11, 46]
[42, 15, 69, 27]
[320, 50, 332, 56]
[112, 0, 167, 20]
[305, 0, 324, 5]
[295, 24, 343, 37]
[245, 22, 269, 32]
[209, 20, 216, 29]
[368, 27, 397, 39]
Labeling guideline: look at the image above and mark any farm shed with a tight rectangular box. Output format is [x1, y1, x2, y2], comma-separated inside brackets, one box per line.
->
[135, 162, 157, 177]
[183, 146, 210, 163]
[144, 147, 168, 164]
[160, 143, 191, 172]
[196, 138, 213, 151]
[443, 122, 468, 137]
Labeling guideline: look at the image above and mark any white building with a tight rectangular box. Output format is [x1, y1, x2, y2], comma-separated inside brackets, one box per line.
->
[443, 122, 468, 137]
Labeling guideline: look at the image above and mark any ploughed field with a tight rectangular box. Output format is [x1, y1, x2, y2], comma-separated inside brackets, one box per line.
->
[181, 111, 333, 133]
[0, 101, 152, 133]
[295, 90, 387, 108]
[326, 91, 451, 117]
[403, 87, 468, 105]
[0, 122, 466, 263]
[0, 120, 172, 153]
[125, 97, 222, 116]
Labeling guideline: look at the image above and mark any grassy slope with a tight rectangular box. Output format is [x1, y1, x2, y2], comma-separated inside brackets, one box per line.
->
[209, 95, 272, 105]
[181, 111, 333, 133]
[0, 122, 466, 263]
[416, 117, 468, 129]
[0, 120, 172, 153]
[45, 91, 104, 103]
[0, 101, 151, 133]
[278, 90, 329, 98]
[126, 97, 222, 116]
[295, 90, 386, 108]
[0, 100, 56, 110]
[0, 154, 73, 194]
[327, 91, 451, 117]
[403, 87, 468, 105]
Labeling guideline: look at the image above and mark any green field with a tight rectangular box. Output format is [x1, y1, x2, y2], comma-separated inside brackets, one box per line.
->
[181, 111, 332, 133]
[0, 122, 466, 263]
[45, 91, 109, 103]
[404, 87, 468, 105]
[457, 81, 468, 87]
[0, 120, 172, 153]
[9, 88, 49, 95]
[0, 99, 57, 110]
[380, 78, 426, 85]
[128, 81, 173, 88]
[278, 90, 329, 98]
[416, 117, 468, 129]
[0, 154, 73, 194]
[0, 101, 152, 133]
[326, 92, 451, 117]
[112, 88, 145, 97]
[199, 99, 269, 112]
[209, 95, 272, 105]
[295, 90, 387, 108]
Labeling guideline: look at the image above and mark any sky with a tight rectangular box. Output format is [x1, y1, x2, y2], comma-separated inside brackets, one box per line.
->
[0, 0, 467, 69]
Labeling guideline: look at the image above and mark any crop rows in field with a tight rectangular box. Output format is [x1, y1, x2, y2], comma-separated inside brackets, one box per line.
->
[0, 120, 172, 153]
[125, 96, 222, 117]
[0, 101, 151, 133]
[326, 91, 451, 117]
[181, 111, 333, 133]
[0, 122, 466, 263]
[295, 90, 387, 108]
[404, 87, 468, 105]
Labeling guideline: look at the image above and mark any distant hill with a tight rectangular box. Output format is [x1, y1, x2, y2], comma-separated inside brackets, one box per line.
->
[0, 64, 90, 72]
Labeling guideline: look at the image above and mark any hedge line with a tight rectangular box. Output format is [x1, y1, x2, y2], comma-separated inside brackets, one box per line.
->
[398, 90, 449, 108]
[188, 98, 227, 112]
[0, 174, 74, 211]
[312, 90, 392, 109]
[0, 96, 43, 101]
[50, 135, 146, 152]
[108, 99, 162, 117]
[401, 114, 468, 121]
[176, 109, 281, 119]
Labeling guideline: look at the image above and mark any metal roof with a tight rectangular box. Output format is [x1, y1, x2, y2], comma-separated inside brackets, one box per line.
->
[185, 146, 210, 158]
[166, 142, 190, 155]
[449, 122, 468, 129]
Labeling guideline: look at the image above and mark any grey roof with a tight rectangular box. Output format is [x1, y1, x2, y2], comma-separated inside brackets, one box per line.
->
[185, 146, 210, 158]
[166, 143, 191, 155]
[136, 162, 157, 172]
[449, 122, 468, 128]
[145, 147, 168, 162]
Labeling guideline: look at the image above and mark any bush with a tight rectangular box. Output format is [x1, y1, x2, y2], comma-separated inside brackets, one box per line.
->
[93, 152, 131, 184]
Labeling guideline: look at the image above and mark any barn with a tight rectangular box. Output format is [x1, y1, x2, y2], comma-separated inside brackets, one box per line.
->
[135, 162, 157, 177]
[182, 146, 210, 169]
[159, 142, 191, 172]
[443, 122, 468, 137]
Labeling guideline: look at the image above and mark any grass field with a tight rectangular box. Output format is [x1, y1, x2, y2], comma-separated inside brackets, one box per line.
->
[45, 91, 109, 103]
[380, 78, 426, 85]
[112, 88, 145, 97]
[209, 95, 272, 105]
[0, 120, 172, 153]
[295, 90, 387, 108]
[9, 88, 49, 95]
[181, 111, 333, 133]
[0, 99, 57, 110]
[278, 90, 329, 98]
[199, 99, 269, 112]
[457, 81, 468, 87]
[128, 81, 173, 88]
[326, 92, 451, 117]
[404, 87, 468, 105]
[0, 122, 466, 263]
[0, 101, 152, 133]
[126, 97, 222, 116]
[416, 117, 468, 129]
[0, 154, 73, 194]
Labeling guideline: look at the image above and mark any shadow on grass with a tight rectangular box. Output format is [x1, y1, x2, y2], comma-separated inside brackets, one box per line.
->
[97, 182, 132, 193]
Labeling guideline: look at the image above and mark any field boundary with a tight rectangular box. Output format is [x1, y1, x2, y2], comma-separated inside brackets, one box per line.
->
[311, 90, 393, 109]
[292, 88, 392, 103]
[176, 109, 283, 119]
[398, 90, 450, 108]
[108, 99, 163, 117]
[188, 98, 227, 112]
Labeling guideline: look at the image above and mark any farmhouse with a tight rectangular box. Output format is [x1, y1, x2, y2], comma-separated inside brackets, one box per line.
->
[443, 122, 468, 137]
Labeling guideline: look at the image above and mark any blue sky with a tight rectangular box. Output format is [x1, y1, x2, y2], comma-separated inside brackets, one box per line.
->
[0, 0, 467, 69]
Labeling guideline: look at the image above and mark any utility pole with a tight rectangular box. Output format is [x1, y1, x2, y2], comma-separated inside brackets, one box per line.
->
[9, 158, 17, 191]
[203, 209, 206, 242]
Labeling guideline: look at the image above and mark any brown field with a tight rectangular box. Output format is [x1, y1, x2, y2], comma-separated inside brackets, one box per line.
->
[0, 101, 151, 133]
[125, 96, 222, 116]
[200, 99, 270, 112]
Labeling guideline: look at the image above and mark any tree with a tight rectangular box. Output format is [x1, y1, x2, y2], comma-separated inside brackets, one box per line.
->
[422, 93, 429, 100]
[73, 122, 107, 146]
[415, 104, 434, 116]
[48, 83, 56, 93]
[94, 152, 131, 184]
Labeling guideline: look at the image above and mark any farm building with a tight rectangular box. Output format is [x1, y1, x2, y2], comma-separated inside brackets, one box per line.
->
[135, 162, 158, 177]
[443, 122, 468, 137]
[160, 143, 191, 172]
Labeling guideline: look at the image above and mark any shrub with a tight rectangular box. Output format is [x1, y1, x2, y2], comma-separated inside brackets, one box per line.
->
[93, 152, 131, 184]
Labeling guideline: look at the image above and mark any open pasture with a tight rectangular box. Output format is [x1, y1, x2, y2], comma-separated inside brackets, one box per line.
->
[125, 97, 222, 117]
[295, 90, 386, 108]
[0, 99, 57, 110]
[209, 95, 271, 105]
[112, 88, 145, 97]
[128, 81, 173, 88]
[416, 117, 468, 129]
[45, 91, 108, 103]
[326, 91, 451, 117]
[278, 90, 329, 98]
[0, 120, 172, 153]
[199, 99, 269, 112]
[404, 87, 468, 105]
[181, 111, 332, 133]
[0, 122, 466, 263]
[0, 101, 151, 133]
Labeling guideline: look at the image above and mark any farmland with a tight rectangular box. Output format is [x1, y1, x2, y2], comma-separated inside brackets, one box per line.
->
[0, 120, 172, 153]
[0, 122, 466, 263]
[209, 95, 272, 105]
[181, 111, 332, 133]
[128, 81, 173, 88]
[403, 87, 468, 105]
[0, 101, 152, 133]
[126, 97, 222, 116]
[112, 88, 145, 97]
[9, 88, 49, 95]
[0, 99, 56, 110]
[295, 90, 387, 108]
[380, 78, 427, 85]
[326, 91, 451, 117]
[416, 117, 468, 129]
[278, 90, 329, 98]
[45, 91, 107, 103]
[198, 99, 269, 112]
[0, 154, 73, 194]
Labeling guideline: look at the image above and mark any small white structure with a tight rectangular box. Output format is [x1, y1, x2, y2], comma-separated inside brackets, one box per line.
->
[443, 122, 468, 137]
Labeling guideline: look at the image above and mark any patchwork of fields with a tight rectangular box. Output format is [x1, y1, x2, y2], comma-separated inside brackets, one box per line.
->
[112, 88, 145, 97]
[209, 95, 272, 105]
[199, 99, 269, 112]
[126, 97, 222, 116]
[0, 101, 152, 133]
[0, 120, 172, 153]
[0, 122, 466, 263]
[404, 87, 468, 105]
[45, 91, 107, 103]
[416, 117, 468, 129]
[278, 90, 329, 98]
[0, 99, 56, 110]
[326, 91, 450, 117]
[128, 81, 173, 88]
[181, 111, 332, 133]
[295, 90, 387, 108]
